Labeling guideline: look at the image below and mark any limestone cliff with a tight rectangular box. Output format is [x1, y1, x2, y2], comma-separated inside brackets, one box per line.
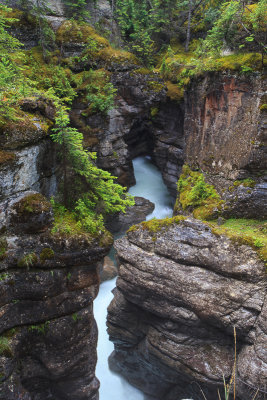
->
[108, 218, 266, 400]
[0, 192, 112, 400]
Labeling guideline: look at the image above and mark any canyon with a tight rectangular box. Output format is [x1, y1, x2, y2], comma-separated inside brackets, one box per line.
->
[0, 1, 266, 399]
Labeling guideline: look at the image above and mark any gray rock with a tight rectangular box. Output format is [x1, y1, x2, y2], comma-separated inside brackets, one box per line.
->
[107, 217, 266, 400]
[0, 191, 112, 400]
[106, 196, 155, 234]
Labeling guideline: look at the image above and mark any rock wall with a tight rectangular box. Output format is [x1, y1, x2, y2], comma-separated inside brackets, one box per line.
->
[0, 192, 112, 400]
[0, 98, 58, 201]
[184, 73, 267, 218]
[76, 70, 184, 195]
[107, 218, 267, 400]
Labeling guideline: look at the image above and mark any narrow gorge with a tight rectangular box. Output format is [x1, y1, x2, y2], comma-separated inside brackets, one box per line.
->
[0, 0, 266, 400]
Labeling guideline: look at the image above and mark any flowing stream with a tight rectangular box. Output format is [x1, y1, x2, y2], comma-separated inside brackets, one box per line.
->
[94, 156, 174, 400]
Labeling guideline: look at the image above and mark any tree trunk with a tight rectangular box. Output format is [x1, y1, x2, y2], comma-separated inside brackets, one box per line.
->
[62, 132, 68, 207]
[185, 0, 192, 52]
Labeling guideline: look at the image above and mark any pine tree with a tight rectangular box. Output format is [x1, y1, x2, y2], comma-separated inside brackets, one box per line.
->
[51, 105, 134, 221]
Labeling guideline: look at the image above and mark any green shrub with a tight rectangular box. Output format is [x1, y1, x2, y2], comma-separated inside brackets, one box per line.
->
[0, 336, 12, 357]
[176, 165, 222, 220]
[17, 252, 38, 268]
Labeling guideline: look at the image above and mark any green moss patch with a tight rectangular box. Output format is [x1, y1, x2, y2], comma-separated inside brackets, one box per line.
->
[146, 80, 165, 93]
[0, 237, 7, 260]
[14, 193, 51, 216]
[40, 248, 54, 262]
[97, 47, 139, 65]
[166, 81, 184, 102]
[0, 108, 52, 149]
[128, 215, 186, 234]
[158, 47, 264, 96]
[130, 67, 154, 76]
[229, 179, 256, 192]
[176, 165, 223, 220]
[51, 203, 113, 247]
[56, 20, 109, 47]
[209, 219, 267, 265]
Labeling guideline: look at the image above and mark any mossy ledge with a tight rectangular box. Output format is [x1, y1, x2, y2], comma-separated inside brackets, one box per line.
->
[14, 193, 51, 216]
[128, 215, 186, 234]
[207, 219, 267, 266]
[175, 164, 223, 220]
[51, 206, 113, 248]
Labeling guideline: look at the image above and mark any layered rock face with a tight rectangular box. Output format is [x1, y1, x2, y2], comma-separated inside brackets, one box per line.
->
[0, 192, 112, 400]
[184, 73, 267, 218]
[107, 218, 266, 400]
[0, 98, 57, 201]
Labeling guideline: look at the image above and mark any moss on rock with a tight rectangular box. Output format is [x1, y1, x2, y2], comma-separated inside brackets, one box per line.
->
[0, 109, 52, 150]
[14, 193, 51, 216]
[0, 150, 16, 165]
[0, 336, 12, 358]
[128, 215, 186, 234]
[208, 219, 267, 266]
[0, 237, 7, 260]
[175, 165, 223, 220]
[56, 20, 109, 47]
[146, 80, 165, 93]
[166, 81, 184, 101]
[40, 248, 54, 262]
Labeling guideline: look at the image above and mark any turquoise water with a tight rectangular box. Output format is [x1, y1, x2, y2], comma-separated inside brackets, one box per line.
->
[94, 156, 174, 400]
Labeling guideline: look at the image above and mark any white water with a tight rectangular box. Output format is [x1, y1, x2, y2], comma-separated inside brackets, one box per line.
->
[94, 156, 174, 400]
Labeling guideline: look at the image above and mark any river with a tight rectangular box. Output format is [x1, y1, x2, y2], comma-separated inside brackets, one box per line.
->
[94, 156, 174, 400]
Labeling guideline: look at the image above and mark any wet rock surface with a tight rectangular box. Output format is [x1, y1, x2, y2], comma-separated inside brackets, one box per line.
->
[107, 218, 267, 400]
[105, 196, 155, 234]
[0, 191, 112, 400]
[99, 256, 117, 282]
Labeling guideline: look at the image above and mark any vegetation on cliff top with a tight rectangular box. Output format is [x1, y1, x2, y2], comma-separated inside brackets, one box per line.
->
[0, 4, 134, 238]
[175, 165, 223, 220]
[209, 219, 267, 265]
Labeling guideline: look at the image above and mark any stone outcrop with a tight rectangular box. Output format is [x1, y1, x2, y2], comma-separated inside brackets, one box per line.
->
[0, 98, 57, 201]
[0, 191, 112, 400]
[184, 73, 267, 218]
[105, 196, 155, 234]
[107, 218, 267, 400]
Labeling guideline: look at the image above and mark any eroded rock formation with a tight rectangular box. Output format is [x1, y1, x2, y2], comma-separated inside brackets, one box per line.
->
[107, 218, 267, 400]
[0, 191, 112, 400]
[184, 73, 267, 218]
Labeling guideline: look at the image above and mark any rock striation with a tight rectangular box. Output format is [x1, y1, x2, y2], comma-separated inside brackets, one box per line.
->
[184, 73, 267, 219]
[0, 191, 112, 400]
[107, 217, 267, 400]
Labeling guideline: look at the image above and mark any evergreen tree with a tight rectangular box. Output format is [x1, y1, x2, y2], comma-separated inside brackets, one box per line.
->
[51, 104, 134, 223]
